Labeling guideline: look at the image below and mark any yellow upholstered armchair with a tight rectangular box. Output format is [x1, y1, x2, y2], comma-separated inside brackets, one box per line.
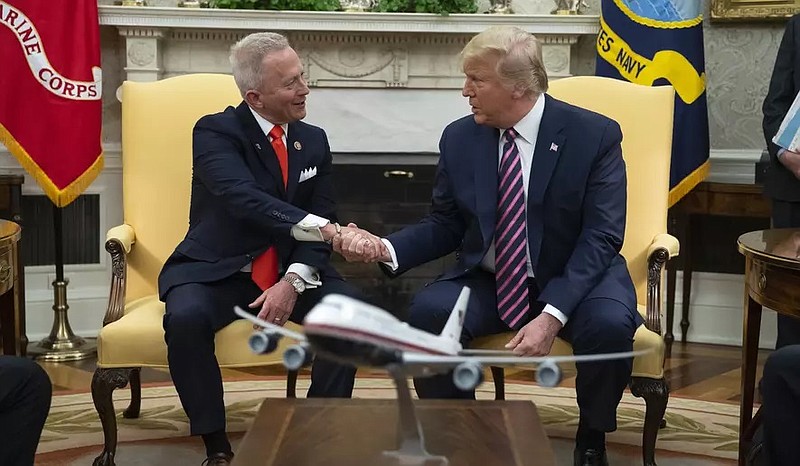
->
[471, 76, 679, 466]
[91, 74, 302, 466]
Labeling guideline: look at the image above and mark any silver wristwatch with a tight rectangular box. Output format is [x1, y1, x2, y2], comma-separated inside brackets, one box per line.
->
[281, 274, 306, 294]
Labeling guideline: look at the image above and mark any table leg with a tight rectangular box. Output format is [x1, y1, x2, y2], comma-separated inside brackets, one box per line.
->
[680, 215, 692, 343]
[738, 289, 762, 466]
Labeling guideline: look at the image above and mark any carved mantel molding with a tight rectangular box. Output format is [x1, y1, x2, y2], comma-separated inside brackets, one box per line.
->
[99, 6, 600, 85]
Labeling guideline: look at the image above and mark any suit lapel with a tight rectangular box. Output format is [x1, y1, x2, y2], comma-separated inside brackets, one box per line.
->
[234, 102, 286, 198]
[528, 94, 566, 267]
[286, 123, 305, 202]
[474, 125, 500, 247]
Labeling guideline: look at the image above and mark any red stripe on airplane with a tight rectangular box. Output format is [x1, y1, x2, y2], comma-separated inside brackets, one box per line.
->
[304, 324, 452, 355]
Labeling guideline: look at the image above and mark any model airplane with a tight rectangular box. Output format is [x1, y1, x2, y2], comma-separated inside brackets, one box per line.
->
[233, 287, 646, 391]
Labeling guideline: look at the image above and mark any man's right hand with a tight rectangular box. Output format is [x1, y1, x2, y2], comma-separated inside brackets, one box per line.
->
[332, 223, 390, 263]
[779, 149, 800, 179]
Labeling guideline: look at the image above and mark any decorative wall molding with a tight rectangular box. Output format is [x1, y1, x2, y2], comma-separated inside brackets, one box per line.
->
[707, 148, 762, 184]
[100, 6, 596, 87]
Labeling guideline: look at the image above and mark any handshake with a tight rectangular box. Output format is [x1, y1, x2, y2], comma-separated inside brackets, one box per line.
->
[322, 222, 391, 263]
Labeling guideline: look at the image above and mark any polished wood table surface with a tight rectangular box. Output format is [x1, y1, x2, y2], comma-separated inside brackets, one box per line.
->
[233, 398, 555, 466]
[737, 228, 800, 465]
[0, 220, 22, 356]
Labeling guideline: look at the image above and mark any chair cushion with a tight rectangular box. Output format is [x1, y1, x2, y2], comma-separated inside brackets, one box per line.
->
[97, 295, 300, 369]
[470, 304, 665, 379]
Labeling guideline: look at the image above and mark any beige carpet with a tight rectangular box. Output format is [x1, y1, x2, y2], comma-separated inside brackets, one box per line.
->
[38, 377, 740, 462]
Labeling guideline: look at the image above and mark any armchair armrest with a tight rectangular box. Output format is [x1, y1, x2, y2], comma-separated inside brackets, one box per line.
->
[103, 224, 136, 326]
[644, 233, 680, 335]
[107, 224, 135, 254]
[648, 233, 679, 260]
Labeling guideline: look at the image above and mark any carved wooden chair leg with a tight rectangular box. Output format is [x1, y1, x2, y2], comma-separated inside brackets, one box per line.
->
[123, 368, 141, 419]
[490, 366, 505, 400]
[630, 377, 669, 466]
[91, 368, 133, 466]
[286, 369, 298, 398]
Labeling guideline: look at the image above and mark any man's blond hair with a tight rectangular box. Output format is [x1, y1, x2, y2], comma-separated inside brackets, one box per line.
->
[461, 26, 548, 96]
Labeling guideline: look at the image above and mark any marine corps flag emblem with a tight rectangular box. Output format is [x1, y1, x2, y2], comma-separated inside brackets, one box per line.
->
[0, 0, 103, 207]
[596, 0, 709, 206]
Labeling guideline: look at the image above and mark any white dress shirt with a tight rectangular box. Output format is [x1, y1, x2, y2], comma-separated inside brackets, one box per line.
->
[383, 95, 569, 326]
[244, 107, 330, 288]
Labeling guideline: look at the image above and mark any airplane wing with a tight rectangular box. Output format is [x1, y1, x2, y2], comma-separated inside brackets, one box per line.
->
[233, 306, 307, 342]
[402, 349, 650, 367]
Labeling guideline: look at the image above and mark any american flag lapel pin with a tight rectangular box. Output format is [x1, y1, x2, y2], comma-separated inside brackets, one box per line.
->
[294, 141, 302, 150]
[550, 142, 558, 152]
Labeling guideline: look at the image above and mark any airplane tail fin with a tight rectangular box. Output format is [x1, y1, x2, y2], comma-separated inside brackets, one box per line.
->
[439, 286, 470, 342]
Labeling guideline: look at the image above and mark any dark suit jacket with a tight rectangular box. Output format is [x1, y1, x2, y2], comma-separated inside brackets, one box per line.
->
[158, 102, 338, 300]
[384, 94, 636, 319]
[763, 14, 800, 201]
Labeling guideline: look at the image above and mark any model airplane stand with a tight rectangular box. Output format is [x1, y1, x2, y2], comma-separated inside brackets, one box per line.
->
[383, 364, 449, 466]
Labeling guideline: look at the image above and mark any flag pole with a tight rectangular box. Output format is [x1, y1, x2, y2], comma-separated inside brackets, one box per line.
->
[28, 202, 96, 361]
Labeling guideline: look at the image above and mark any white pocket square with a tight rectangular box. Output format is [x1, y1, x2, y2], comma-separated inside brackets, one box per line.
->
[298, 166, 317, 183]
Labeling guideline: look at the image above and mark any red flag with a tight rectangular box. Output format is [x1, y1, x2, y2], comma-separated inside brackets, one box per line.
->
[0, 0, 103, 207]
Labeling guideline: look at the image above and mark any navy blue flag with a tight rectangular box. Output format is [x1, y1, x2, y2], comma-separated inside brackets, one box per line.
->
[596, 0, 709, 205]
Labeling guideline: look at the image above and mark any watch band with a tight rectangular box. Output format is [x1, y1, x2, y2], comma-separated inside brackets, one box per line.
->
[281, 274, 305, 294]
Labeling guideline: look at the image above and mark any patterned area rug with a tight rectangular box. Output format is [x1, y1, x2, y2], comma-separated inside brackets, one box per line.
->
[39, 377, 739, 461]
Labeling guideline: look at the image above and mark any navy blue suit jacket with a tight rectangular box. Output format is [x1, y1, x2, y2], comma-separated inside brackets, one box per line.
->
[385, 94, 636, 319]
[158, 102, 338, 301]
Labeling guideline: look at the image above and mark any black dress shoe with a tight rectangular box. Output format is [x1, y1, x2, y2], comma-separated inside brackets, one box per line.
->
[573, 448, 609, 466]
[202, 452, 233, 466]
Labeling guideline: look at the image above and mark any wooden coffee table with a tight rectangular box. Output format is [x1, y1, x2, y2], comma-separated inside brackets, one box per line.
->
[233, 398, 555, 466]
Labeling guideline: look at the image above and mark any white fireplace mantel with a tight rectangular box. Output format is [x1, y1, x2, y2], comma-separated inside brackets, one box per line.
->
[99, 6, 600, 84]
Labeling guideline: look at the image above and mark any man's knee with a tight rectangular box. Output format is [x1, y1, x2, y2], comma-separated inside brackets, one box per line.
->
[163, 298, 215, 344]
[1, 357, 51, 406]
[569, 299, 636, 352]
[406, 285, 455, 334]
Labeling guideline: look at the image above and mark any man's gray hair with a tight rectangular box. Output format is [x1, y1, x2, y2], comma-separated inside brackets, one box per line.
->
[461, 26, 548, 96]
[229, 32, 290, 97]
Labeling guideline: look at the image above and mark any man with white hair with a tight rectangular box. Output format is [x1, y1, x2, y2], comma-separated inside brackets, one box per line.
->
[158, 32, 362, 465]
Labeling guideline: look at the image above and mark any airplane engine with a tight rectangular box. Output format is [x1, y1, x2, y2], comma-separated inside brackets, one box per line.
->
[283, 344, 313, 371]
[248, 331, 282, 355]
[535, 359, 562, 387]
[453, 361, 484, 391]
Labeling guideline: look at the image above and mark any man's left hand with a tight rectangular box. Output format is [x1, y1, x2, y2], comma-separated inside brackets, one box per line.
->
[248, 279, 298, 327]
[505, 313, 563, 356]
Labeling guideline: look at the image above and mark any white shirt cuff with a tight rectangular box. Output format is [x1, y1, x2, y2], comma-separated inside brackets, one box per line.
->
[291, 214, 329, 242]
[542, 304, 568, 326]
[286, 263, 321, 288]
[380, 238, 399, 271]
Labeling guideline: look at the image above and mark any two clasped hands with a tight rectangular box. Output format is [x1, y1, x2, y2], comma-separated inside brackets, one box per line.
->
[323, 222, 390, 263]
[319, 222, 563, 357]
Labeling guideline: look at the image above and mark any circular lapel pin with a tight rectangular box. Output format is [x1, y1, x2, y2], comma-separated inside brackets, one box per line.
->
[294, 141, 302, 150]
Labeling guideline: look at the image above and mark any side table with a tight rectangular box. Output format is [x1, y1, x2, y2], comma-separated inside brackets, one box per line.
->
[0, 220, 23, 355]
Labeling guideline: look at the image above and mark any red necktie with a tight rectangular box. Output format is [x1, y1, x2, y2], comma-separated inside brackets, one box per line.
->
[251, 125, 288, 290]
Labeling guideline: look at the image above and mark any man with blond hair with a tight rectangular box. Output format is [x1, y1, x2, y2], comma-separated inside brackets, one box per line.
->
[158, 32, 363, 465]
[335, 26, 639, 466]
